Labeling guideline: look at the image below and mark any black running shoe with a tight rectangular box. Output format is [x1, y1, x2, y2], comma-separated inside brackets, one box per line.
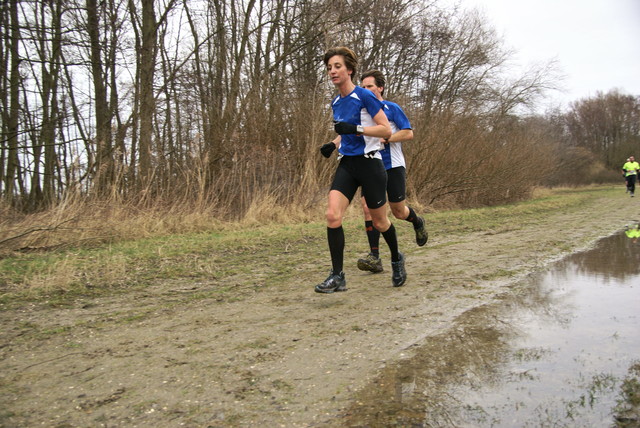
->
[314, 271, 347, 293]
[414, 217, 428, 247]
[357, 253, 384, 273]
[391, 253, 407, 287]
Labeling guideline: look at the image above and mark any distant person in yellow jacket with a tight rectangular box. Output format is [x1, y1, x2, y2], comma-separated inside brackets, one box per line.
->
[623, 158, 630, 191]
[622, 156, 640, 197]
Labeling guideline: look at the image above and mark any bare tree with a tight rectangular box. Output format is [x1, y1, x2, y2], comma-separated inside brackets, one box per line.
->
[0, 0, 585, 215]
[1, 0, 21, 205]
[565, 90, 640, 169]
[86, 0, 115, 194]
[136, 0, 156, 188]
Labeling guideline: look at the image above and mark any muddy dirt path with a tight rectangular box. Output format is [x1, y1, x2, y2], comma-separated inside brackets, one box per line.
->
[1, 189, 637, 427]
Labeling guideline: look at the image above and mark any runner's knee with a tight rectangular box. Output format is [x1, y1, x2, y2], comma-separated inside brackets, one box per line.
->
[371, 216, 390, 233]
[326, 207, 342, 227]
[391, 205, 407, 219]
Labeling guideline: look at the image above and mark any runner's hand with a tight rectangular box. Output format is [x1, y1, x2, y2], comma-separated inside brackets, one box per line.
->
[320, 142, 336, 158]
[334, 121, 359, 135]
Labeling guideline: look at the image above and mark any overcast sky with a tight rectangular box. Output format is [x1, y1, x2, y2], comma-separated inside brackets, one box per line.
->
[445, 0, 640, 111]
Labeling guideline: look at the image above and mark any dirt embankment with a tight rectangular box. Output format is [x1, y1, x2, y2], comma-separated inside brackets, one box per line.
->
[0, 188, 636, 427]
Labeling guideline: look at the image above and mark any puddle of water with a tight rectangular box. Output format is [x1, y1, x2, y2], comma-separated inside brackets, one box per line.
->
[340, 230, 640, 427]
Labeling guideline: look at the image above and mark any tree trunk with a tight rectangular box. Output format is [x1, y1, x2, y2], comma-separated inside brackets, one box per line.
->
[3, 0, 21, 204]
[87, 0, 113, 195]
[138, 0, 157, 189]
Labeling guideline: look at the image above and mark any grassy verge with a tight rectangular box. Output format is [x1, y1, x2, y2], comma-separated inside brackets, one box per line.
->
[0, 185, 617, 307]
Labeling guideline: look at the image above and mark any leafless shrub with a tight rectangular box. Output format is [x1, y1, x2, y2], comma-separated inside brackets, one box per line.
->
[2, 0, 628, 253]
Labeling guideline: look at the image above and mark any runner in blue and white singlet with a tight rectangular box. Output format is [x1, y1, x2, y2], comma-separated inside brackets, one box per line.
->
[315, 47, 407, 294]
[355, 70, 428, 276]
[380, 100, 411, 169]
[331, 86, 385, 158]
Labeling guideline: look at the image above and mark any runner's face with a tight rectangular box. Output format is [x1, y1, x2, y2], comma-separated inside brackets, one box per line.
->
[327, 55, 351, 86]
[361, 76, 382, 99]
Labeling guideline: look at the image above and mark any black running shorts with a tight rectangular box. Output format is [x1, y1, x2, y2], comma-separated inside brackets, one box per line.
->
[331, 156, 388, 209]
[358, 166, 406, 203]
[386, 166, 406, 203]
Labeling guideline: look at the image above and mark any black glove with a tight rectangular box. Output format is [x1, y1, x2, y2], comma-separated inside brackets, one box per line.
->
[320, 142, 336, 158]
[334, 121, 359, 135]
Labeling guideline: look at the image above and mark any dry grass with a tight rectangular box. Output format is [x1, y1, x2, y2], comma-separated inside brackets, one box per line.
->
[0, 180, 615, 258]
[0, 185, 619, 299]
[0, 191, 324, 257]
[1, 198, 199, 255]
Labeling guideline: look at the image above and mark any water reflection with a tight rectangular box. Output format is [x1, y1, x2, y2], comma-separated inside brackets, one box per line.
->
[625, 223, 640, 245]
[339, 230, 640, 427]
[562, 225, 640, 280]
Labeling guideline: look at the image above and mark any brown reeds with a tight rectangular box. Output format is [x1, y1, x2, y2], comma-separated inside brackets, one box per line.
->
[0, 109, 617, 256]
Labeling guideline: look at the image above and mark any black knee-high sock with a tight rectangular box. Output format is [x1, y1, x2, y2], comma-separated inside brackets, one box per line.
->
[364, 220, 381, 257]
[381, 223, 400, 262]
[405, 206, 423, 228]
[327, 226, 344, 273]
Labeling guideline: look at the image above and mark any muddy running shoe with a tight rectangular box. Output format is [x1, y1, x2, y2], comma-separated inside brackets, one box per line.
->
[391, 252, 407, 287]
[414, 217, 428, 246]
[357, 253, 384, 273]
[314, 271, 347, 293]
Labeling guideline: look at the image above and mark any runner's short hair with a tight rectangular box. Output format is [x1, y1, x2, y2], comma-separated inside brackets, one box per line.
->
[360, 69, 385, 96]
[323, 47, 358, 81]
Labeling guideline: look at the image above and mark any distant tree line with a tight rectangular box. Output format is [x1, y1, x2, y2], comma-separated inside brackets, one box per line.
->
[1, 0, 639, 215]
